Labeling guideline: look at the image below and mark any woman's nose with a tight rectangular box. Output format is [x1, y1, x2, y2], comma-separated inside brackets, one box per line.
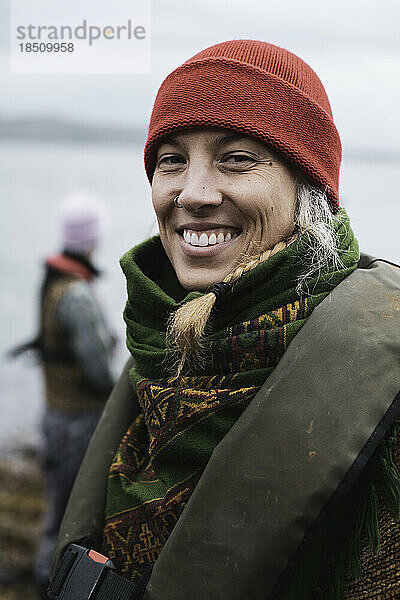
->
[177, 167, 223, 212]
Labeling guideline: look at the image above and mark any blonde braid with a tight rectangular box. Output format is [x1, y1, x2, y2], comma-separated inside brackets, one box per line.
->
[166, 235, 297, 376]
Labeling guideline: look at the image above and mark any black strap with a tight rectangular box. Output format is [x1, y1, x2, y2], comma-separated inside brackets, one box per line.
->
[95, 569, 142, 600]
[48, 546, 78, 596]
[96, 565, 153, 600]
[47, 544, 150, 600]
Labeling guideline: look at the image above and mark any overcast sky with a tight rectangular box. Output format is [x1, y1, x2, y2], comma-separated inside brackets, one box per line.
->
[1, 0, 399, 153]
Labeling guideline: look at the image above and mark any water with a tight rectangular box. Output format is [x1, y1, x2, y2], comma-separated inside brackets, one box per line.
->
[0, 140, 398, 450]
[0, 140, 155, 451]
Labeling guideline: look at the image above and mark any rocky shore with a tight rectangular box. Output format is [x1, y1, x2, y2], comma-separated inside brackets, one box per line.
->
[0, 443, 45, 599]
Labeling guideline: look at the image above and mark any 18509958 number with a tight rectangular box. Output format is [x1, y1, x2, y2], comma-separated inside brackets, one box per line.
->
[19, 42, 74, 52]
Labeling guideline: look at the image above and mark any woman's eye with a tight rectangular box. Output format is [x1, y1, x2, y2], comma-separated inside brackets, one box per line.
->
[222, 154, 255, 165]
[158, 155, 186, 167]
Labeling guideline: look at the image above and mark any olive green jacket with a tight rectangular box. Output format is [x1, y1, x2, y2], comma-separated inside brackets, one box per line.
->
[52, 256, 400, 599]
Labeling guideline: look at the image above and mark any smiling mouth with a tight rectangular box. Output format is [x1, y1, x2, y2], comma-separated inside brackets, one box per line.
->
[177, 227, 242, 247]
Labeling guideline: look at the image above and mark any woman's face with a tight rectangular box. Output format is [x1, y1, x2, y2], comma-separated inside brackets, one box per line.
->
[152, 127, 297, 291]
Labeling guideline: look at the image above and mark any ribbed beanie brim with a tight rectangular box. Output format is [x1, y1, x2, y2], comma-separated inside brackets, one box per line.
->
[144, 40, 342, 211]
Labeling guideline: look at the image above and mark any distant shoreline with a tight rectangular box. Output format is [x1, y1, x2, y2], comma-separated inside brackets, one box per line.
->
[0, 116, 146, 147]
[0, 116, 399, 163]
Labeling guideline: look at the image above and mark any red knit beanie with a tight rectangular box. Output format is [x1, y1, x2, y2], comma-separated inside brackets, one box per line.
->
[144, 39, 341, 211]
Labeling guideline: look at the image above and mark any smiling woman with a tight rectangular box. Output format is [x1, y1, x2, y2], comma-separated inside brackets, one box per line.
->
[51, 40, 400, 600]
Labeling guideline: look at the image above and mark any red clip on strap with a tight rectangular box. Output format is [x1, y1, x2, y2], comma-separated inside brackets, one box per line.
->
[88, 550, 109, 565]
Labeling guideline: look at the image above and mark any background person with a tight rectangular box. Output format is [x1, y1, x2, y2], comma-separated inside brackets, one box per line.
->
[12, 190, 116, 595]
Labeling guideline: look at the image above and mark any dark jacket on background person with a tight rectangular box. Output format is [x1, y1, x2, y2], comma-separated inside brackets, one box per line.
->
[40, 251, 115, 412]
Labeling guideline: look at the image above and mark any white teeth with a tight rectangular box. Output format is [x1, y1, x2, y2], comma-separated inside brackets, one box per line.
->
[199, 233, 208, 247]
[183, 229, 239, 246]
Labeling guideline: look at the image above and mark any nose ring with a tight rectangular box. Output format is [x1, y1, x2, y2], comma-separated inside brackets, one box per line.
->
[173, 195, 184, 208]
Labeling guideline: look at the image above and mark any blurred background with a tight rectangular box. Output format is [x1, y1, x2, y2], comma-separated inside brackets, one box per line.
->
[0, 0, 399, 596]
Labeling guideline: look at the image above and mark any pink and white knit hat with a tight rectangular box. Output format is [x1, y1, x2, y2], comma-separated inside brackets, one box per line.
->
[60, 190, 107, 254]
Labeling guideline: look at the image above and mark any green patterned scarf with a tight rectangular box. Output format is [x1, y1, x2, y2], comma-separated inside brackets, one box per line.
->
[103, 209, 359, 583]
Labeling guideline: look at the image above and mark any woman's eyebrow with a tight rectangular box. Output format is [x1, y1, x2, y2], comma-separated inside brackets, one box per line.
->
[213, 133, 250, 146]
[160, 135, 180, 147]
[159, 132, 251, 150]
